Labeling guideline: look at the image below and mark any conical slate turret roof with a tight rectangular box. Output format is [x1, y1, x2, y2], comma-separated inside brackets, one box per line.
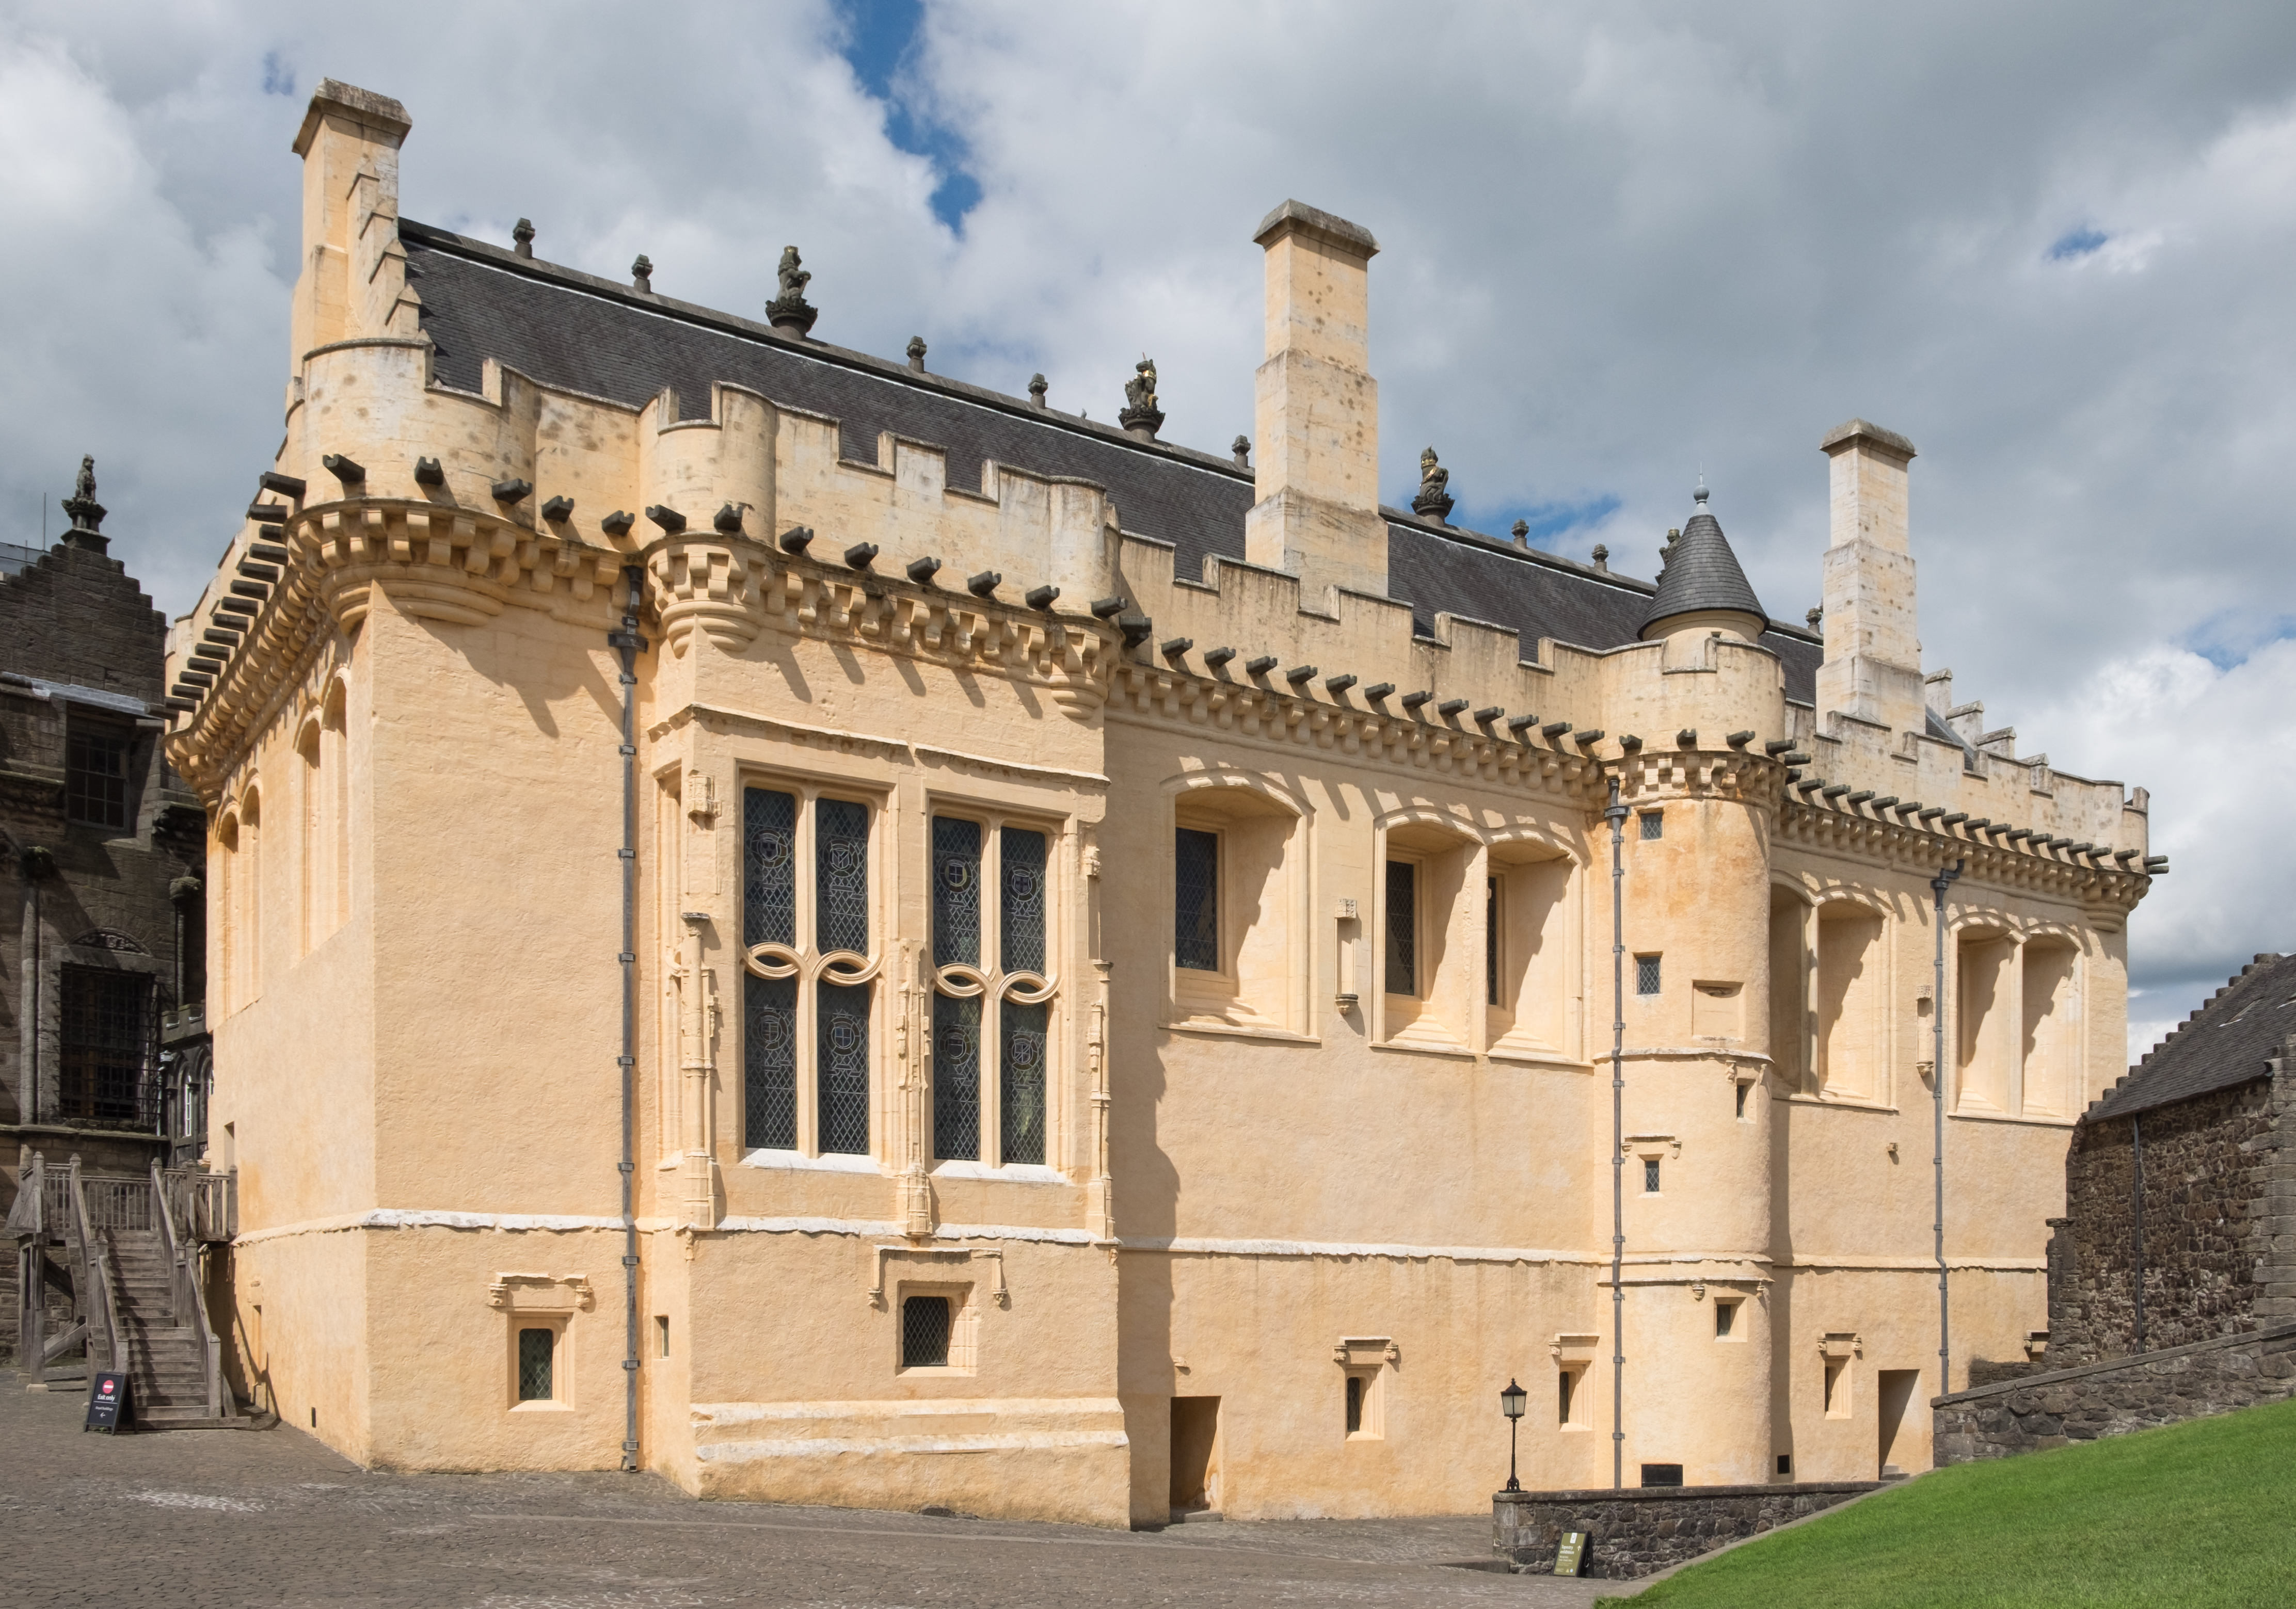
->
[1638, 486, 1768, 639]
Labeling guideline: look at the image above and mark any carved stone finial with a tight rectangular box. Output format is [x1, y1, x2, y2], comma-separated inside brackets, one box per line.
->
[1592, 542, 1609, 572]
[631, 254, 653, 291]
[766, 246, 818, 337]
[1411, 446, 1454, 524]
[1807, 605, 1824, 633]
[906, 335, 928, 373]
[512, 218, 535, 259]
[1511, 519, 1529, 547]
[1028, 373, 1048, 407]
[1119, 357, 1163, 440]
[1232, 435, 1251, 469]
[60, 455, 107, 551]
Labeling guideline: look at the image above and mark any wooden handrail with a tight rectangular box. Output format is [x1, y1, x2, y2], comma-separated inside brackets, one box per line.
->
[151, 1159, 227, 1417]
[66, 1159, 123, 1385]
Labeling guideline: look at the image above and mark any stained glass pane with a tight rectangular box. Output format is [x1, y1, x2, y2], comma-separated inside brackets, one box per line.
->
[816, 799, 870, 955]
[517, 1327, 554, 1401]
[1000, 998, 1048, 1166]
[1385, 860, 1416, 996]
[1000, 827, 1047, 975]
[933, 991, 981, 1161]
[744, 973, 798, 1150]
[1174, 828, 1219, 972]
[743, 789, 796, 948]
[931, 817, 981, 967]
[817, 978, 872, 1155]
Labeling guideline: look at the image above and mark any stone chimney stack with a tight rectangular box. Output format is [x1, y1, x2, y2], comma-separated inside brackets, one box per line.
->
[290, 81, 417, 371]
[1243, 201, 1385, 603]
[1816, 420, 1925, 735]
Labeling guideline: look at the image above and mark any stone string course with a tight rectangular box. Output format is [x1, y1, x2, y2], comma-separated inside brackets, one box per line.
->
[1491, 1482, 1878, 1579]
[1933, 1323, 2296, 1462]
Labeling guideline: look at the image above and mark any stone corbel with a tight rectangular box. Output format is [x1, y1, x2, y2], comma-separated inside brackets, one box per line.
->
[1333, 1336, 1399, 1367]
[1550, 1332, 1601, 1365]
[1818, 1331, 1863, 1360]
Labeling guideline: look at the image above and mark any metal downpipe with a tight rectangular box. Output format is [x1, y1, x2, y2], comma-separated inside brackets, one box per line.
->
[1930, 859, 1962, 1393]
[610, 568, 648, 1472]
[1605, 775, 1629, 1490]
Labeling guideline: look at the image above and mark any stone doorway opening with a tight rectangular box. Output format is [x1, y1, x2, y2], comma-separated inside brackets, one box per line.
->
[1877, 1369, 1921, 1476]
[1170, 1395, 1222, 1519]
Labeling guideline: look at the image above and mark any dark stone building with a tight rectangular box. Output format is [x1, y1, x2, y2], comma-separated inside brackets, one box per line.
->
[1934, 953, 2296, 1460]
[3, 460, 211, 1362]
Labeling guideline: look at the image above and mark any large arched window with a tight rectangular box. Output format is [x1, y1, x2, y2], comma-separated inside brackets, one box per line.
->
[928, 812, 1057, 1168]
[1376, 813, 1482, 1051]
[1485, 835, 1576, 1057]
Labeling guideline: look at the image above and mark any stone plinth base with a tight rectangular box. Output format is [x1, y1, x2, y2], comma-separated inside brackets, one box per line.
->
[1492, 1482, 1879, 1579]
[1933, 1323, 2296, 1464]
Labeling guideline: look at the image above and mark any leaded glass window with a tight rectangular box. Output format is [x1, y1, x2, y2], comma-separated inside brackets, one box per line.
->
[1385, 860, 1416, 996]
[933, 991, 982, 1161]
[817, 799, 870, 955]
[1174, 827, 1219, 972]
[744, 789, 796, 947]
[739, 787, 879, 1157]
[1637, 954, 1662, 996]
[1000, 999, 1048, 1166]
[902, 1295, 951, 1368]
[818, 978, 872, 1154]
[931, 816, 982, 966]
[744, 974, 797, 1150]
[1000, 827, 1047, 976]
[517, 1327, 554, 1401]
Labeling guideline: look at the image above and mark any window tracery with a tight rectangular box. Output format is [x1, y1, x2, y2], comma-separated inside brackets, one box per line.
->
[930, 812, 1055, 1167]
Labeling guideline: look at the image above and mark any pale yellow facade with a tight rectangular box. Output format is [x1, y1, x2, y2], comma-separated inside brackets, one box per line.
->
[165, 83, 2149, 1524]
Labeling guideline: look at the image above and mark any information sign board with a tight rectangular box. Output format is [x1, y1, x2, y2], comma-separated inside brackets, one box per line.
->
[1555, 1531, 1587, 1576]
[85, 1372, 130, 1434]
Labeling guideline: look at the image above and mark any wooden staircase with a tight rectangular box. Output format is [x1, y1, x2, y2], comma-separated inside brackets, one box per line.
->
[9, 1154, 248, 1427]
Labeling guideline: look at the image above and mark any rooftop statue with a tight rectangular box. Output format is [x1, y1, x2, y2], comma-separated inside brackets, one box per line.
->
[766, 246, 819, 337]
[1119, 357, 1165, 440]
[1411, 445, 1454, 524]
[61, 454, 107, 539]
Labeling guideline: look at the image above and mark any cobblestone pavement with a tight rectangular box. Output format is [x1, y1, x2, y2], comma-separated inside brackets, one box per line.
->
[3, 1386, 1627, 1607]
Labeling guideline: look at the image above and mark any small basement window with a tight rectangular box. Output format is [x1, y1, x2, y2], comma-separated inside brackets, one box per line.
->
[517, 1328, 555, 1402]
[1643, 1157, 1661, 1194]
[1715, 1300, 1739, 1339]
[655, 1315, 671, 1358]
[1776, 1453, 1793, 1476]
[1636, 954, 1662, 996]
[1640, 1463, 1684, 1488]
[902, 1295, 951, 1369]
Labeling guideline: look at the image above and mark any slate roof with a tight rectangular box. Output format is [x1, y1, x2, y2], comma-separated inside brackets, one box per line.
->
[400, 222, 1823, 700]
[2090, 952, 2296, 1121]
[1641, 501, 1767, 637]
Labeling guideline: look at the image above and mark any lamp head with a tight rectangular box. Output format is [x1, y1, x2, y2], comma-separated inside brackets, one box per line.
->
[1500, 1378, 1527, 1421]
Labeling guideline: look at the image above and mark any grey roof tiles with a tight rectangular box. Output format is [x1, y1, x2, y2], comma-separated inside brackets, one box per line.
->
[2089, 952, 2296, 1121]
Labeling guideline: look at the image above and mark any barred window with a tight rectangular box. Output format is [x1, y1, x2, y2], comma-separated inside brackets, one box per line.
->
[931, 814, 1055, 1167]
[66, 725, 132, 831]
[1174, 827, 1219, 972]
[741, 786, 879, 1157]
[1637, 954, 1663, 996]
[1384, 860, 1416, 996]
[59, 966, 151, 1124]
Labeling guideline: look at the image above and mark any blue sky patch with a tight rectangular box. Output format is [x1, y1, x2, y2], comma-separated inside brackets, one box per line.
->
[261, 52, 294, 97]
[2181, 610, 2296, 672]
[2048, 226, 2108, 262]
[1454, 493, 1622, 551]
[834, 0, 980, 232]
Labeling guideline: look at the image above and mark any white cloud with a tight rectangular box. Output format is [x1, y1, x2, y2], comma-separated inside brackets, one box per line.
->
[5, 1, 2294, 1055]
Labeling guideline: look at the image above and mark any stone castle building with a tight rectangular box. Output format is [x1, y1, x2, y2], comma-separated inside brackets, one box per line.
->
[160, 81, 2156, 1522]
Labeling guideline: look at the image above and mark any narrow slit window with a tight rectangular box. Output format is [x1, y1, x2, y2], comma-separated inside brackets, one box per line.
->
[1644, 1157, 1661, 1194]
[654, 1315, 671, 1358]
[902, 1295, 951, 1368]
[1345, 1374, 1364, 1435]
[517, 1328, 554, 1401]
[1639, 810, 1663, 841]
[1385, 860, 1416, 996]
[1174, 828, 1220, 971]
[1636, 954, 1663, 996]
[1735, 1081, 1750, 1119]
[1558, 1369, 1576, 1425]
[1486, 876, 1500, 1006]
[1716, 1301, 1736, 1339]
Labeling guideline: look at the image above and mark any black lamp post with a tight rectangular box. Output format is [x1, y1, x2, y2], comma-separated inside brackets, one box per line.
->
[1500, 1378, 1527, 1492]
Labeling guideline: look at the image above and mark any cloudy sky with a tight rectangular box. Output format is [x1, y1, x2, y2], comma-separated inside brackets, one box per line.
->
[5, 2, 2292, 1058]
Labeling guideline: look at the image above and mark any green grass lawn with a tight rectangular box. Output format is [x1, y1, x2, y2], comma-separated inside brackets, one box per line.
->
[1603, 1397, 2296, 1607]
